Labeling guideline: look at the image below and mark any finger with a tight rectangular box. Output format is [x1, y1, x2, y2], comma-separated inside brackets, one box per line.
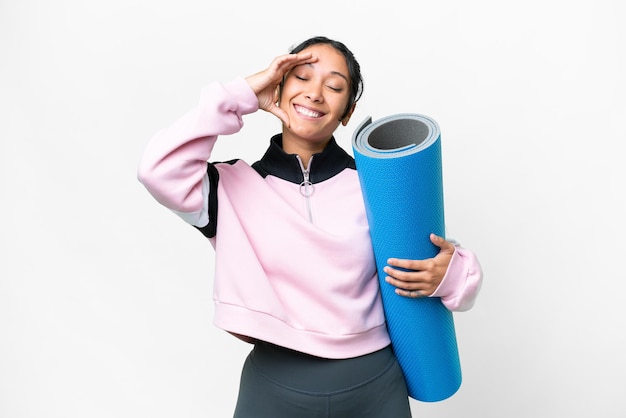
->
[274, 52, 316, 73]
[273, 85, 280, 104]
[385, 259, 434, 277]
[291, 51, 316, 64]
[383, 266, 424, 283]
[395, 288, 427, 299]
[384, 274, 404, 289]
[268, 104, 290, 127]
[431, 233, 455, 253]
[386, 257, 421, 270]
[385, 266, 442, 295]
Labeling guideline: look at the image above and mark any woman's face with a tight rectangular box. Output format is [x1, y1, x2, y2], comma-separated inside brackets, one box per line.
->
[279, 43, 354, 149]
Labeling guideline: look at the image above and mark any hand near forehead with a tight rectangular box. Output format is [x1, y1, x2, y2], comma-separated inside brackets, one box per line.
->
[246, 52, 317, 127]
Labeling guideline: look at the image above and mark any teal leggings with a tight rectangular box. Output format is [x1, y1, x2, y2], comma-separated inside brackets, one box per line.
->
[233, 341, 412, 418]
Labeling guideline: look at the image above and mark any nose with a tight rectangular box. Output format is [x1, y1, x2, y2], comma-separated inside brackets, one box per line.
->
[305, 82, 324, 103]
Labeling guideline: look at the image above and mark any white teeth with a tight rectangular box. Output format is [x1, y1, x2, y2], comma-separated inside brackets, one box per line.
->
[295, 105, 322, 118]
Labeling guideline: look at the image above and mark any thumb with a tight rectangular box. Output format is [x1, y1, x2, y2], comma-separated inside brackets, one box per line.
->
[430, 233, 455, 254]
[268, 103, 290, 128]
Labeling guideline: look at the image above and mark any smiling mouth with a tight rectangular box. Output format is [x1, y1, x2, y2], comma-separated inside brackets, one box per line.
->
[294, 104, 324, 119]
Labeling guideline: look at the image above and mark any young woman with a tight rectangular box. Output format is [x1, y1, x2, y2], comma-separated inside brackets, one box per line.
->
[138, 36, 482, 418]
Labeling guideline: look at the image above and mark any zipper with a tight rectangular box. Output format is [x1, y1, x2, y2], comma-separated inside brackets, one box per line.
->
[296, 155, 315, 222]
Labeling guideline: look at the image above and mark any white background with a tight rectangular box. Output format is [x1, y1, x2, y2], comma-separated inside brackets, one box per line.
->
[2, 0, 625, 416]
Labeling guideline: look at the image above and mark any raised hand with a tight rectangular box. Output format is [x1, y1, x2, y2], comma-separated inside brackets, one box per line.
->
[245, 52, 317, 127]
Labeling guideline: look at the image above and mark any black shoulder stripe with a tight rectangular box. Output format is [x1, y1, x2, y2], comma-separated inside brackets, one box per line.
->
[193, 159, 242, 238]
[194, 162, 220, 238]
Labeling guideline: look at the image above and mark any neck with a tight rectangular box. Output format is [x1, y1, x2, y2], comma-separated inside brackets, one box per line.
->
[282, 134, 331, 170]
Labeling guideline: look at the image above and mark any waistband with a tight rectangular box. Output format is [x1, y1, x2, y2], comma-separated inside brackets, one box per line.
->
[249, 340, 396, 393]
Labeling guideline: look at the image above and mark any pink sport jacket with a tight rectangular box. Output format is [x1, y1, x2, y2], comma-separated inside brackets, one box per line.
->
[137, 77, 483, 359]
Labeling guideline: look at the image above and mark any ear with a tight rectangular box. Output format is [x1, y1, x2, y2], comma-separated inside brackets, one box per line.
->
[340, 102, 357, 126]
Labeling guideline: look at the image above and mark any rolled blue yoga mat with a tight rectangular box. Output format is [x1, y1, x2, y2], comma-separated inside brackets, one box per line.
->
[352, 113, 461, 402]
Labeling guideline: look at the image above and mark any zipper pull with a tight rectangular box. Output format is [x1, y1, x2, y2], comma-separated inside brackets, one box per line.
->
[300, 169, 314, 197]
[298, 156, 315, 197]
[297, 156, 315, 223]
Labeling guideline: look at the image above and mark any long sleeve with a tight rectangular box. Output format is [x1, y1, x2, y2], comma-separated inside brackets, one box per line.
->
[431, 246, 483, 311]
[137, 78, 258, 225]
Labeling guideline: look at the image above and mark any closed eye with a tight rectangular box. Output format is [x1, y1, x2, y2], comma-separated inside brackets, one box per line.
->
[293, 72, 344, 92]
